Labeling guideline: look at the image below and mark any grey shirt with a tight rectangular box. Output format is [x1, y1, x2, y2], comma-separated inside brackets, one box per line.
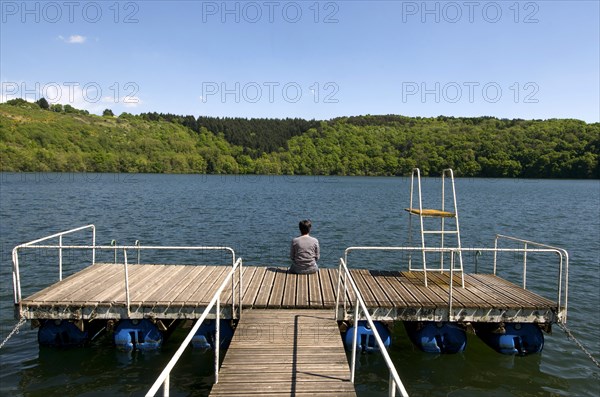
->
[290, 234, 320, 274]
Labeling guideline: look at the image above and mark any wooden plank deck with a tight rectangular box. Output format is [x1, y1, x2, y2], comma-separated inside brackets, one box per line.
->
[209, 309, 356, 397]
[18, 264, 558, 324]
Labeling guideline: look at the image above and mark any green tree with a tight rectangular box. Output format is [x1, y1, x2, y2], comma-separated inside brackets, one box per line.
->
[6, 98, 28, 106]
[6, 98, 39, 109]
[36, 97, 50, 110]
[63, 104, 76, 113]
[1, 103, 598, 178]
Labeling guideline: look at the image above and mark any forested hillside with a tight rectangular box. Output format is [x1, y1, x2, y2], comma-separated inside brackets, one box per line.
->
[1, 100, 598, 178]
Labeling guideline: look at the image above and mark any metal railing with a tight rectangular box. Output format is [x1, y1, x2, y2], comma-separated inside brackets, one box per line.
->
[11, 226, 242, 320]
[336, 241, 569, 323]
[146, 257, 243, 397]
[11, 224, 96, 306]
[494, 234, 570, 322]
[336, 258, 409, 397]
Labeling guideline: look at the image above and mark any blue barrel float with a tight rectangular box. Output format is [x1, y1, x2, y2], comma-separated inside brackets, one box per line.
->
[38, 320, 89, 348]
[114, 319, 163, 351]
[344, 321, 391, 353]
[404, 321, 467, 353]
[474, 323, 544, 355]
[192, 320, 234, 350]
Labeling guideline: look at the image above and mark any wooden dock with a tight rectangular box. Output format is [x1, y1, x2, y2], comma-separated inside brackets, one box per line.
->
[18, 261, 561, 397]
[209, 309, 356, 396]
[18, 264, 558, 324]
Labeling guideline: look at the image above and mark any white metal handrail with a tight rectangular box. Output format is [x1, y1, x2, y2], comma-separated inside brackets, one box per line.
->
[11, 226, 240, 318]
[494, 234, 570, 322]
[337, 243, 569, 323]
[13, 245, 236, 304]
[337, 258, 409, 397]
[11, 225, 95, 305]
[146, 257, 243, 397]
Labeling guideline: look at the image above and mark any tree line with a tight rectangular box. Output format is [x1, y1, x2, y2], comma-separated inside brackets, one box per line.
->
[133, 111, 321, 155]
[1, 99, 598, 178]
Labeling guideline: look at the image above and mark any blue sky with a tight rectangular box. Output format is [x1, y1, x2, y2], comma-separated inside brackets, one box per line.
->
[1, 0, 599, 122]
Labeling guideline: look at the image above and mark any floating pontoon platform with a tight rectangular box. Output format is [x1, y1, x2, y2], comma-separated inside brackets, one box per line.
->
[17, 263, 560, 325]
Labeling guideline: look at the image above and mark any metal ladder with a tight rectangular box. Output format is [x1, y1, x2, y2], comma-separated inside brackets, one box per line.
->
[406, 168, 464, 287]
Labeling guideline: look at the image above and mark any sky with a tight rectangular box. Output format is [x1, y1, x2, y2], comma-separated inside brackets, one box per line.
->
[1, 0, 599, 122]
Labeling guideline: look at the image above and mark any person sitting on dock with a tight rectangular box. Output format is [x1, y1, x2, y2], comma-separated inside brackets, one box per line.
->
[289, 219, 320, 274]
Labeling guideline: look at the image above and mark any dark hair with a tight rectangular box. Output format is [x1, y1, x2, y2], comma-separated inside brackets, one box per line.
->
[299, 219, 312, 235]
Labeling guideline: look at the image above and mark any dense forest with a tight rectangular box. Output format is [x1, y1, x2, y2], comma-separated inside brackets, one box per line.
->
[1, 99, 598, 178]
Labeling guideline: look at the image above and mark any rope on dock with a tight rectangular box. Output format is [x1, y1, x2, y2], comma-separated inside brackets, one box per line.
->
[557, 321, 600, 369]
[0, 317, 27, 350]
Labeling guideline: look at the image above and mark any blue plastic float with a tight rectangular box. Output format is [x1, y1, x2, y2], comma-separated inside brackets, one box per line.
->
[344, 321, 391, 353]
[192, 320, 234, 350]
[404, 321, 467, 353]
[38, 320, 89, 348]
[114, 319, 163, 351]
[474, 323, 544, 355]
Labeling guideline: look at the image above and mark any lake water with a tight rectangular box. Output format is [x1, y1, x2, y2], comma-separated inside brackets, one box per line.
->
[0, 173, 598, 396]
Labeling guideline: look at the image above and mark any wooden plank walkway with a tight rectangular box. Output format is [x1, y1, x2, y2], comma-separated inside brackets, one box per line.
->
[18, 264, 558, 323]
[209, 309, 356, 397]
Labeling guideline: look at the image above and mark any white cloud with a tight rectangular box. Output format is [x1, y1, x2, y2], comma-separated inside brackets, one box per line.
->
[123, 96, 141, 108]
[58, 35, 87, 44]
[69, 35, 86, 44]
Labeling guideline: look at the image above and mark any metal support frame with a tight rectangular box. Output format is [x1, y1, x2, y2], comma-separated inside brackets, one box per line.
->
[335, 305, 556, 324]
